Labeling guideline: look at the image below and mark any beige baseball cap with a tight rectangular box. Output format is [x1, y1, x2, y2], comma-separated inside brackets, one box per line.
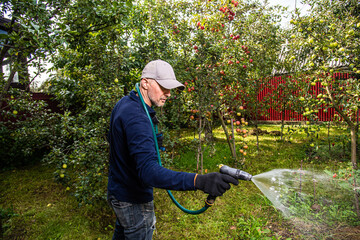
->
[141, 60, 185, 90]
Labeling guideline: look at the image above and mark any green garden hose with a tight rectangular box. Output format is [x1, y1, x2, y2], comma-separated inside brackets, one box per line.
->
[135, 83, 210, 215]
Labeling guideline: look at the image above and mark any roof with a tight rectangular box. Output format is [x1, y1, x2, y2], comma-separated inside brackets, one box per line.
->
[0, 17, 12, 31]
[272, 43, 349, 76]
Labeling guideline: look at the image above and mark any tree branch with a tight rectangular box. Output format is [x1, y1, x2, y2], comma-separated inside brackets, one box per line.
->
[325, 85, 355, 128]
[0, 70, 17, 109]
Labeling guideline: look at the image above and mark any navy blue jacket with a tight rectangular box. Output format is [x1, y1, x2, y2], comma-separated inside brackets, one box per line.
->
[107, 90, 196, 203]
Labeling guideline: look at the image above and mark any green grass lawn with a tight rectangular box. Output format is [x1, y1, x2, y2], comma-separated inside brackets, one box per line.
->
[1, 124, 359, 239]
[0, 164, 114, 240]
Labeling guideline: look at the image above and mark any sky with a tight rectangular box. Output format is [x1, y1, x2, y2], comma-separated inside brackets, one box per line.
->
[267, 0, 311, 28]
[30, 0, 311, 87]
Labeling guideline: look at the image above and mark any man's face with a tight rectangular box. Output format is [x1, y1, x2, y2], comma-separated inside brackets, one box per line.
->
[147, 79, 171, 107]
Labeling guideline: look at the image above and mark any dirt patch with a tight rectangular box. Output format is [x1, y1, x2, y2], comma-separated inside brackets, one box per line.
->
[267, 216, 360, 240]
[249, 128, 281, 136]
[324, 225, 360, 240]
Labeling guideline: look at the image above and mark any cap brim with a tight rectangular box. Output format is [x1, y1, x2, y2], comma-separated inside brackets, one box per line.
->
[156, 79, 185, 91]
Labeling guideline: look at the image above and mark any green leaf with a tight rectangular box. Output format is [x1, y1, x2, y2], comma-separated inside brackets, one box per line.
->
[30, 22, 40, 31]
[0, 33, 9, 39]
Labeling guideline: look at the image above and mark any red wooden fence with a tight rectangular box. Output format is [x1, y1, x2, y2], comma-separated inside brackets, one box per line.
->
[257, 72, 358, 122]
[31, 93, 62, 114]
[0, 93, 62, 122]
[2, 73, 358, 123]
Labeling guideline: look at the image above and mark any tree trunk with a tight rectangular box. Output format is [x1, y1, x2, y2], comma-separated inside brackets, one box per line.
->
[328, 121, 331, 157]
[204, 117, 214, 142]
[196, 116, 202, 173]
[325, 85, 357, 166]
[350, 125, 360, 217]
[280, 103, 286, 141]
[357, 109, 359, 162]
[0, 71, 16, 109]
[352, 171, 360, 217]
[350, 125, 358, 169]
[254, 102, 260, 152]
[230, 118, 237, 166]
[217, 109, 236, 160]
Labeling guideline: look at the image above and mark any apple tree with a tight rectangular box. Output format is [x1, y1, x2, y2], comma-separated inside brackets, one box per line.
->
[287, 0, 359, 168]
[0, 0, 72, 106]
[0, 0, 72, 168]
[232, 1, 285, 151]
[168, 0, 258, 167]
[46, 0, 198, 203]
[286, 0, 360, 215]
[45, 0, 136, 204]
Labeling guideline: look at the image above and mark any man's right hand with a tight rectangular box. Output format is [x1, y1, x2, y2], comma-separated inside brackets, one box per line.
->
[194, 172, 239, 197]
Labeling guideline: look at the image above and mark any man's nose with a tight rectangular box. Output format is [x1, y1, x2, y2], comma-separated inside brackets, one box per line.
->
[164, 89, 171, 97]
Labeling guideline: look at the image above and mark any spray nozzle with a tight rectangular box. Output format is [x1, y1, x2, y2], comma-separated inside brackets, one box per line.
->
[218, 164, 253, 181]
[205, 164, 253, 207]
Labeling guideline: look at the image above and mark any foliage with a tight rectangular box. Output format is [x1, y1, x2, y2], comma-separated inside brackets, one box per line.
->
[44, 81, 123, 204]
[286, 0, 360, 168]
[0, 88, 60, 169]
[155, 0, 287, 165]
[0, 0, 71, 102]
[38, 0, 289, 202]
[1, 0, 359, 220]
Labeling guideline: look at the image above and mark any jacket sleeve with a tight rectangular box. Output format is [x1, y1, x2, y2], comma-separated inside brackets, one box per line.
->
[124, 112, 196, 191]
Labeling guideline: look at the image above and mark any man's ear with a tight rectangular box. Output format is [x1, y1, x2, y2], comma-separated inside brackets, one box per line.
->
[140, 78, 149, 90]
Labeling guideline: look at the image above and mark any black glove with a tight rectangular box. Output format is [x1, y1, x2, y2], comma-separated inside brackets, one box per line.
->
[195, 172, 239, 197]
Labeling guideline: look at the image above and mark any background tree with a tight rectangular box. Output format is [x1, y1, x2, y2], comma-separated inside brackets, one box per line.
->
[236, 1, 285, 151]
[45, 0, 138, 203]
[0, 0, 71, 168]
[287, 0, 360, 215]
[0, 0, 70, 106]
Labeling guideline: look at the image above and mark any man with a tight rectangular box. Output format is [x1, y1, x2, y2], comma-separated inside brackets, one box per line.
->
[107, 59, 238, 240]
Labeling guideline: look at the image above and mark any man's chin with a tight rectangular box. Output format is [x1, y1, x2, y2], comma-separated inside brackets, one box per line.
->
[154, 102, 165, 107]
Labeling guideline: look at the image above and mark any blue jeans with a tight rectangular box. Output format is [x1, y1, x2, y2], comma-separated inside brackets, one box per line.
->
[108, 195, 156, 240]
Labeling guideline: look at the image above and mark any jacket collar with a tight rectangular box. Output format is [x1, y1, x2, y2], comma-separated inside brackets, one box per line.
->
[129, 90, 156, 116]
